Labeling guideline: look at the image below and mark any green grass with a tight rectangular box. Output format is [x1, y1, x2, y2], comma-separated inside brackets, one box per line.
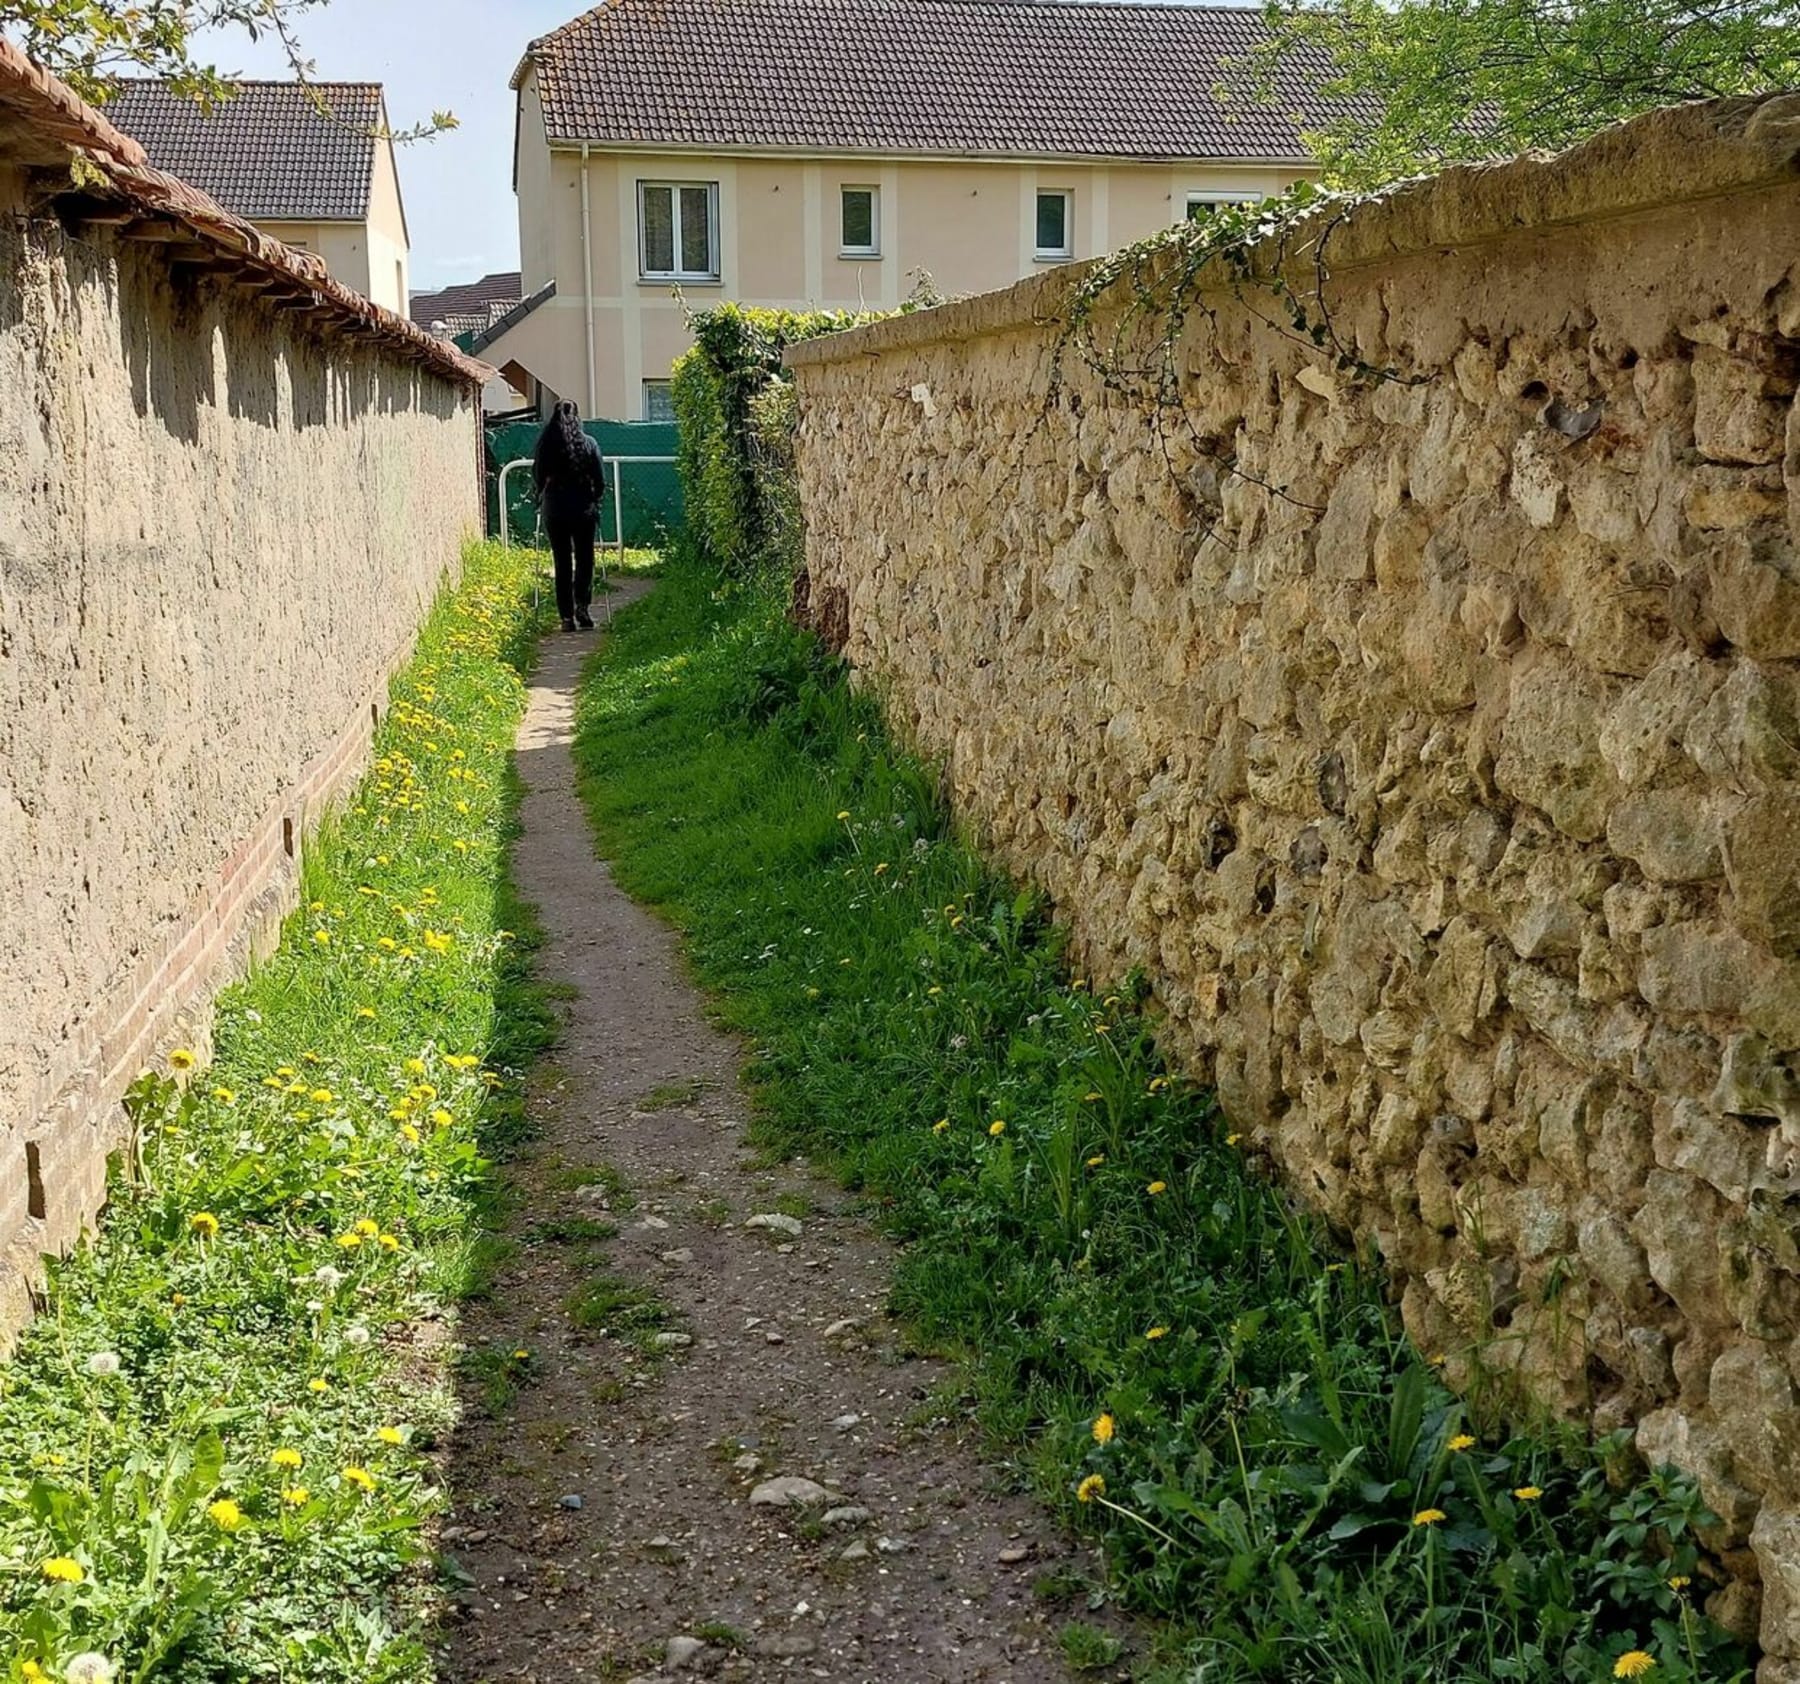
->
[1060, 1620, 1127, 1672]
[570, 546, 1751, 1684]
[0, 541, 555, 1680]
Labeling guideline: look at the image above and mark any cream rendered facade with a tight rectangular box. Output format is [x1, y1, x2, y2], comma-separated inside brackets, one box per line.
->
[260, 137, 411, 314]
[502, 69, 1307, 421]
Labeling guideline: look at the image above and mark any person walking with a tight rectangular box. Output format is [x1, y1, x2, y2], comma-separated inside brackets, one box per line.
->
[533, 400, 607, 632]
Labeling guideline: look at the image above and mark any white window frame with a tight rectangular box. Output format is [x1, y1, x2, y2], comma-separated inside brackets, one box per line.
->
[637, 180, 721, 283]
[642, 379, 675, 423]
[1033, 189, 1073, 261]
[839, 184, 880, 258]
[1185, 191, 1266, 222]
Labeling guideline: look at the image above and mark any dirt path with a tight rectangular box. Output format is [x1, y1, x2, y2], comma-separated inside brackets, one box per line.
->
[439, 585, 1091, 1684]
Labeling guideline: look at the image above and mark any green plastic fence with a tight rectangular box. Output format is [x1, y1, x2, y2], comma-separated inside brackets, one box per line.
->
[484, 419, 684, 549]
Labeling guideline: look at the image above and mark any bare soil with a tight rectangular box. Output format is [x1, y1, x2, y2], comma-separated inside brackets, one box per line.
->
[438, 586, 1097, 1684]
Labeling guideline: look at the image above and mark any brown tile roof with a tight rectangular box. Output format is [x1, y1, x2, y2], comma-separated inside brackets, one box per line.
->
[0, 42, 485, 388]
[102, 80, 383, 222]
[518, 0, 1342, 162]
[411, 270, 524, 330]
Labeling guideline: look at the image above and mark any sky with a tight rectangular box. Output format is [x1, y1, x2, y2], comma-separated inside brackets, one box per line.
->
[193, 0, 579, 293]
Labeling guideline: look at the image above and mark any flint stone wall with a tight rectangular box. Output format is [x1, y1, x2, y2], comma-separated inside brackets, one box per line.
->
[0, 171, 481, 1329]
[788, 95, 1800, 1670]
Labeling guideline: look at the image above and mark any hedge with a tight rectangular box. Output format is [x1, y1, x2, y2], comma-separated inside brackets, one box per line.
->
[670, 303, 876, 573]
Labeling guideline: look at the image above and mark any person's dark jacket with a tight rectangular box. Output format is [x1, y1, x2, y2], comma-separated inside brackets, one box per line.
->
[536, 431, 606, 528]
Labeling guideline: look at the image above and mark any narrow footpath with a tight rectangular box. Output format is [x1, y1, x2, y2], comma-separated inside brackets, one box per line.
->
[439, 583, 1091, 1684]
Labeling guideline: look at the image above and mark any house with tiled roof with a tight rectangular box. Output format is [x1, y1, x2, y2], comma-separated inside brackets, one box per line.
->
[491, 0, 1341, 421]
[411, 270, 524, 338]
[105, 80, 412, 312]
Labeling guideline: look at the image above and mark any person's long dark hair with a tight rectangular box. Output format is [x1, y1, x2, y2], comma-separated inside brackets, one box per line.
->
[534, 399, 586, 485]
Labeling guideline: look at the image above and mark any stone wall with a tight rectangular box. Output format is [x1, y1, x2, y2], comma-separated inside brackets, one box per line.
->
[0, 175, 481, 1329]
[788, 95, 1800, 1671]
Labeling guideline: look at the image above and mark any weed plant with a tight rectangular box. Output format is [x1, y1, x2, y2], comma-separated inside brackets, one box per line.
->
[573, 546, 1751, 1684]
[0, 543, 552, 1680]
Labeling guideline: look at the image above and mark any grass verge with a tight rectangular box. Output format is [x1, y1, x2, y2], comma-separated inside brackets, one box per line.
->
[572, 546, 1751, 1684]
[0, 541, 553, 1681]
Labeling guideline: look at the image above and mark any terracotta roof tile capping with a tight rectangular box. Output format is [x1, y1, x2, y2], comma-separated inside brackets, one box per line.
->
[103, 80, 385, 223]
[0, 42, 485, 389]
[516, 0, 1352, 162]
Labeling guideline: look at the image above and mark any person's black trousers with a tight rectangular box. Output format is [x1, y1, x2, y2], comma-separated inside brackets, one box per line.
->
[547, 514, 596, 623]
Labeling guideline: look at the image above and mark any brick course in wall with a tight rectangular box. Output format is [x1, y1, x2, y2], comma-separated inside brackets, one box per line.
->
[788, 94, 1800, 1674]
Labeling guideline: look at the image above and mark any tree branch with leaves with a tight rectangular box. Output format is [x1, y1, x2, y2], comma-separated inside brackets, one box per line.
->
[1, 0, 454, 138]
[1254, 0, 1800, 188]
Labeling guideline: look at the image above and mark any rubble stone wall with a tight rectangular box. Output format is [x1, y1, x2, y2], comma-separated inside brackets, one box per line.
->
[787, 96, 1800, 1670]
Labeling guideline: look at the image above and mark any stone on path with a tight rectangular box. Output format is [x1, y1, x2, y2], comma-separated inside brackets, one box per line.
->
[744, 1212, 802, 1237]
[749, 1475, 834, 1507]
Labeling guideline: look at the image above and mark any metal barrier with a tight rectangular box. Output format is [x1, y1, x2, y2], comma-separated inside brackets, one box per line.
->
[496, 454, 677, 623]
[497, 454, 678, 557]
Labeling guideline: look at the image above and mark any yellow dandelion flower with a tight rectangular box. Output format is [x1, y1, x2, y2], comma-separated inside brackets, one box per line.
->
[336, 1232, 364, 1250]
[1076, 1474, 1106, 1503]
[1412, 1508, 1446, 1527]
[1614, 1654, 1657, 1679]
[22, 1661, 47, 1681]
[309, 1088, 334, 1106]
[376, 1426, 405, 1446]
[1225, 1133, 1242, 1147]
[169, 1048, 197, 1071]
[1086, 1155, 1105, 1167]
[432, 1108, 454, 1128]
[404, 1058, 427, 1077]
[207, 1498, 245, 1532]
[1513, 1486, 1543, 1502]
[1145, 1325, 1168, 1341]
[354, 1219, 380, 1237]
[932, 1119, 949, 1134]
[836, 811, 852, 822]
[341, 1465, 377, 1493]
[377, 937, 398, 952]
[308, 1378, 331, 1393]
[400, 1125, 421, 1144]
[1092, 1413, 1115, 1445]
[1449, 1434, 1476, 1452]
[389, 1107, 412, 1123]
[212, 1087, 237, 1104]
[988, 1120, 1007, 1137]
[189, 1212, 220, 1240]
[313, 930, 331, 947]
[423, 930, 452, 954]
[357, 1007, 378, 1020]
[1147, 1181, 1167, 1195]
[270, 1448, 303, 1470]
[281, 1486, 311, 1507]
[41, 1556, 84, 1583]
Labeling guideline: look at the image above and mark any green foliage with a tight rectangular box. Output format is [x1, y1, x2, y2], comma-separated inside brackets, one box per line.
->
[0, 542, 550, 1679]
[3, 0, 454, 139]
[573, 549, 1754, 1684]
[670, 303, 873, 575]
[1256, 0, 1800, 187]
